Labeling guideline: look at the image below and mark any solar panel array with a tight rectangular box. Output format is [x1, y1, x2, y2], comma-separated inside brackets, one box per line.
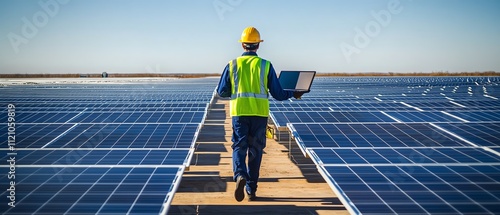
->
[272, 77, 500, 215]
[0, 78, 218, 214]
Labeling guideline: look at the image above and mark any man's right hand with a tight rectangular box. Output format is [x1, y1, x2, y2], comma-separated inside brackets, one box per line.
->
[293, 91, 305, 99]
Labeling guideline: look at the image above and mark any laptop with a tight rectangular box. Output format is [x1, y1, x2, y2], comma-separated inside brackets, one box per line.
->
[278, 71, 316, 93]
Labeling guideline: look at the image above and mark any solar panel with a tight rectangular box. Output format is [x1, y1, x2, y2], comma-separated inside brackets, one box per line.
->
[0, 166, 184, 215]
[269, 107, 333, 112]
[0, 124, 74, 148]
[420, 106, 500, 111]
[15, 107, 208, 112]
[454, 101, 500, 107]
[328, 107, 417, 112]
[382, 111, 466, 122]
[4, 111, 206, 124]
[318, 165, 500, 215]
[0, 97, 212, 103]
[270, 111, 395, 128]
[271, 102, 417, 112]
[400, 101, 466, 110]
[446, 111, 500, 122]
[273, 101, 408, 108]
[0, 112, 79, 123]
[308, 147, 500, 166]
[435, 123, 500, 146]
[0, 78, 219, 214]
[12, 103, 209, 109]
[288, 123, 471, 155]
[0, 149, 192, 166]
[2, 123, 201, 149]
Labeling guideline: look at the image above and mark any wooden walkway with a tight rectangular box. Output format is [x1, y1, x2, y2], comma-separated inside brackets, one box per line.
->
[169, 97, 349, 215]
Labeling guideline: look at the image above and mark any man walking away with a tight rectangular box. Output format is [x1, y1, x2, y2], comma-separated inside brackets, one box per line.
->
[217, 26, 304, 202]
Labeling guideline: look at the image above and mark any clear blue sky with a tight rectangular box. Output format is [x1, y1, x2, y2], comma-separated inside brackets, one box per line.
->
[0, 0, 499, 74]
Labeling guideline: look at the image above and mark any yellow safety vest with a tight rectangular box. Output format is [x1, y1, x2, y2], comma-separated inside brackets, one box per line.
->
[229, 55, 270, 117]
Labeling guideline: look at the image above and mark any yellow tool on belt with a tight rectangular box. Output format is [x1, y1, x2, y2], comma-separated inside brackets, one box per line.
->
[266, 125, 274, 139]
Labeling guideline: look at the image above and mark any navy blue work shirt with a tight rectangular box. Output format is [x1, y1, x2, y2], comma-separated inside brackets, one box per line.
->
[216, 52, 293, 101]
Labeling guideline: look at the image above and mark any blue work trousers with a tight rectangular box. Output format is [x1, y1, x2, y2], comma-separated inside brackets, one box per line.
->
[231, 116, 267, 194]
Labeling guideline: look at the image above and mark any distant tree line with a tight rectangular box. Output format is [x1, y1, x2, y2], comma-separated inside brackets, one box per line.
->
[316, 71, 500, 77]
[1, 71, 499, 78]
[0, 73, 221, 78]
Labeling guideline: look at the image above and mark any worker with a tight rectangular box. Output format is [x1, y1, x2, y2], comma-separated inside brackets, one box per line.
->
[217, 26, 304, 202]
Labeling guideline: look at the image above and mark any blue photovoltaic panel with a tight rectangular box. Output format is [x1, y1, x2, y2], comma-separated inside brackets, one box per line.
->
[379, 97, 453, 102]
[454, 101, 500, 108]
[15, 107, 208, 112]
[0, 79, 219, 214]
[270, 97, 375, 104]
[271, 111, 395, 128]
[402, 102, 463, 109]
[434, 123, 500, 146]
[0, 112, 79, 123]
[0, 149, 192, 166]
[270, 102, 341, 108]
[1, 123, 201, 149]
[66, 111, 206, 123]
[270, 102, 416, 112]
[12, 102, 209, 109]
[446, 111, 500, 122]
[420, 106, 500, 111]
[0, 124, 75, 148]
[1, 97, 211, 103]
[319, 165, 500, 215]
[288, 123, 469, 149]
[328, 107, 417, 112]
[383, 111, 464, 122]
[269, 107, 332, 112]
[278, 77, 500, 214]
[309, 148, 500, 165]
[0, 167, 183, 215]
[288, 97, 377, 103]
[402, 101, 500, 111]
[47, 123, 201, 149]
[4, 111, 206, 124]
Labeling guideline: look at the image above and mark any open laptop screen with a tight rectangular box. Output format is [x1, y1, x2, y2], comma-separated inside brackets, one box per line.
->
[278, 71, 316, 92]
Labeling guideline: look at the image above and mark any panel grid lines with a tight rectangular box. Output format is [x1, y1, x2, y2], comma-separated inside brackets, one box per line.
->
[1, 79, 218, 214]
[279, 77, 500, 215]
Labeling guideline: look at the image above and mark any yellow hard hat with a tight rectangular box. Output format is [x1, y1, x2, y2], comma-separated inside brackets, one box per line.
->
[239, 26, 264, 43]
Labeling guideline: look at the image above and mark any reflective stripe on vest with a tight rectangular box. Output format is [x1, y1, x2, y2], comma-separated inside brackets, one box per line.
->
[231, 59, 238, 97]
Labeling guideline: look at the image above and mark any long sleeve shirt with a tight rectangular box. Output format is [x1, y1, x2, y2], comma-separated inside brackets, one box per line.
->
[216, 52, 293, 101]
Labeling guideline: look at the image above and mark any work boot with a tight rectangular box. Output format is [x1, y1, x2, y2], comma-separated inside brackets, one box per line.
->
[234, 176, 246, 202]
[246, 190, 257, 201]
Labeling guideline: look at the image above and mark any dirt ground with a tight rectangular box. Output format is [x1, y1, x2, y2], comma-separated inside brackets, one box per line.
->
[169, 97, 349, 215]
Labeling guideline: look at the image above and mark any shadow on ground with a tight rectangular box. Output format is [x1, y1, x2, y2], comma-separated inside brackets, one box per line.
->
[176, 172, 229, 193]
[190, 153, 221, 166]
[275, 132, 328, 183]
[196, 124, 227, 143]
[169, 204, 346, 215]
